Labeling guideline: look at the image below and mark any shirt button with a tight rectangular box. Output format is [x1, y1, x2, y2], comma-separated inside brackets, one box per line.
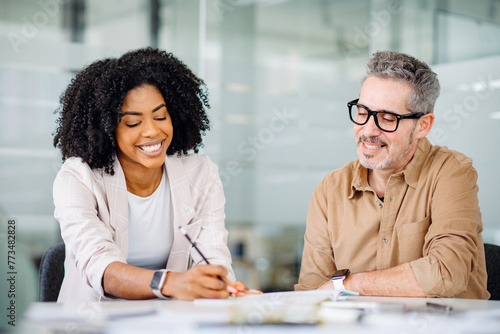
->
[382, 237, 388, 244]
[377, 202, 383, 208]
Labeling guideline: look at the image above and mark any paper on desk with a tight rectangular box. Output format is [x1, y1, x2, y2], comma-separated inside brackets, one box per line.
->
[195, 289, 361, 325]
[194, 289, 358, 307]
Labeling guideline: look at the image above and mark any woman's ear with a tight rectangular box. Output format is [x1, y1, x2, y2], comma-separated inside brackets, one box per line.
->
[415, 113, 435, 139]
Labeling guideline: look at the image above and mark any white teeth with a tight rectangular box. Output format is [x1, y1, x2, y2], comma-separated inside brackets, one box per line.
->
[365, 143, 382, 149]
[140, 142, 161, 152]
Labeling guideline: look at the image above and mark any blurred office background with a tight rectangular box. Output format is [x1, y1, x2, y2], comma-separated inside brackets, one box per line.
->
[0, 0, 499, 293]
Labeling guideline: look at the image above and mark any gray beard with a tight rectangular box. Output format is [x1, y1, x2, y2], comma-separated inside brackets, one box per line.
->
[360, 125, 416, 170]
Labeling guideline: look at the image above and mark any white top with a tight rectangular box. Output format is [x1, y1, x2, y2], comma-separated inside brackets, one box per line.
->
[126, 169, 174, 270]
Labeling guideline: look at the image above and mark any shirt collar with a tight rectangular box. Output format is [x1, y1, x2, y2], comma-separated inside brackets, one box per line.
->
[349, 137, 432, 197]
[349, 161, 369, 199]
[401, 137, 432, 188]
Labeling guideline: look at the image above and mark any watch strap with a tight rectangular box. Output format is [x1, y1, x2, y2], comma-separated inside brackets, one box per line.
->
[332, 277, 346, 290]
[331, 269, 350, 290]
[151, 269, 170, 299]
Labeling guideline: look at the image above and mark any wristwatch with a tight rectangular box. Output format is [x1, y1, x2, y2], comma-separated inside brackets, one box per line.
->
[331, 269, 350, 290]
[150, 269, 170, 299]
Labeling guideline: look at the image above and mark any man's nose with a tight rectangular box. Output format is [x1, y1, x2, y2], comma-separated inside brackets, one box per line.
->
[362, 115, 383, 137]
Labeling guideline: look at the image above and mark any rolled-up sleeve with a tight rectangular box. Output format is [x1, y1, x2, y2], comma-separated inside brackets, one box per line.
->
[410, 161, 485, 298]
[295, 178, 337, 291]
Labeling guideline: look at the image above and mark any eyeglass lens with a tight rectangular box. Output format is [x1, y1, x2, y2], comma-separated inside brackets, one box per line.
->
[350, 105, 398, 132]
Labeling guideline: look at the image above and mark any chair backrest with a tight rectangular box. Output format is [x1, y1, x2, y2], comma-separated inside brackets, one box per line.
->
[485, 243, 500, 301]
[39, 242, 65, 302]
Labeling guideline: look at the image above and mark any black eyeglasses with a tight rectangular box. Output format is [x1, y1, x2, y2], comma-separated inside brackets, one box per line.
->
[347, 98, 424, 133]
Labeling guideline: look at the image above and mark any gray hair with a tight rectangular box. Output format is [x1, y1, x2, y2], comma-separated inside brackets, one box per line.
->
[363, 51, 440, 114]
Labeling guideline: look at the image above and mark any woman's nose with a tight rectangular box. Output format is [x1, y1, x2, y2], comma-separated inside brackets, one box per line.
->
[141, 118, 160, 137]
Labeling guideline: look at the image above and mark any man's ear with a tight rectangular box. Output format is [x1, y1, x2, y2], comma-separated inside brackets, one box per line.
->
[415, 113, 435, 139]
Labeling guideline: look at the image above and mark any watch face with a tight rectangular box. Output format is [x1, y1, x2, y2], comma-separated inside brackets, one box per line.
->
[332, 269, 350, 278]
[150, 271, 163, 289]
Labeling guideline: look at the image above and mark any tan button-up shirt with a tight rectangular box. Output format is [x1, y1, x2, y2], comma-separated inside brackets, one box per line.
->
[296, 138, 489, 299]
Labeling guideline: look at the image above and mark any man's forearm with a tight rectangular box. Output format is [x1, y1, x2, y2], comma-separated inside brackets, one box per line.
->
[345, 262, 426, 297]
[318, 262, 427, 297]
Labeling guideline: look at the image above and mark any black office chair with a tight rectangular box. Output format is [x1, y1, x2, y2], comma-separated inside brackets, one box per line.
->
[484, 243, 500, 301]
[39, 242, 65, 302]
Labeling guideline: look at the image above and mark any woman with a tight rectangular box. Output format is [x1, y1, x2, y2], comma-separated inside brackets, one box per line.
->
[53, 47, 252, 302]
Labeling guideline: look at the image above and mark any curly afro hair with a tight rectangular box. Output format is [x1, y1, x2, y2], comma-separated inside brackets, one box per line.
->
[53, 47, 211, 175]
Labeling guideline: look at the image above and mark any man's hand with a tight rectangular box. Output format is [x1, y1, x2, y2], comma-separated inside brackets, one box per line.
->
[318, 280, 333, 290]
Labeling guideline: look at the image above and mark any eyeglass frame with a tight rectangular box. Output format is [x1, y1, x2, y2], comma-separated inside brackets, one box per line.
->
[347, 98, 425, 133]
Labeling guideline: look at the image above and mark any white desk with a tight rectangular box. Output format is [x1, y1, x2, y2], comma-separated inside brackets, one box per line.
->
[20, 291, 500, 334]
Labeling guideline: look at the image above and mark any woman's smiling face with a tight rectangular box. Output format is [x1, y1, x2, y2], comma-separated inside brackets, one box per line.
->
[115, 84, 173, 172]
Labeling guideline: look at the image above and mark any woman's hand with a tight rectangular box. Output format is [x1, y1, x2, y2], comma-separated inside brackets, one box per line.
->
[227, 280, 263, 297]
[161, 265, 231, 300]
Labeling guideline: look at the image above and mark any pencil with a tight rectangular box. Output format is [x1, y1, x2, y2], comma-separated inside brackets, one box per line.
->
[426, 302, 453, 312]
[178, 226, 239, 290]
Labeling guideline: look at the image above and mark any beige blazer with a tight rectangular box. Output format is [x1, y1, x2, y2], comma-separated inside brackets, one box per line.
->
[53, 154, 234, 303]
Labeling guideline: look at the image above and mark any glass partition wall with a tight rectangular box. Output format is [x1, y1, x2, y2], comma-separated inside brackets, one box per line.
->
[1, 0, 499, 292]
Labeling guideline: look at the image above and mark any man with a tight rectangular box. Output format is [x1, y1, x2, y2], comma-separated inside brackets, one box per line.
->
[295, 51, 489, 299]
